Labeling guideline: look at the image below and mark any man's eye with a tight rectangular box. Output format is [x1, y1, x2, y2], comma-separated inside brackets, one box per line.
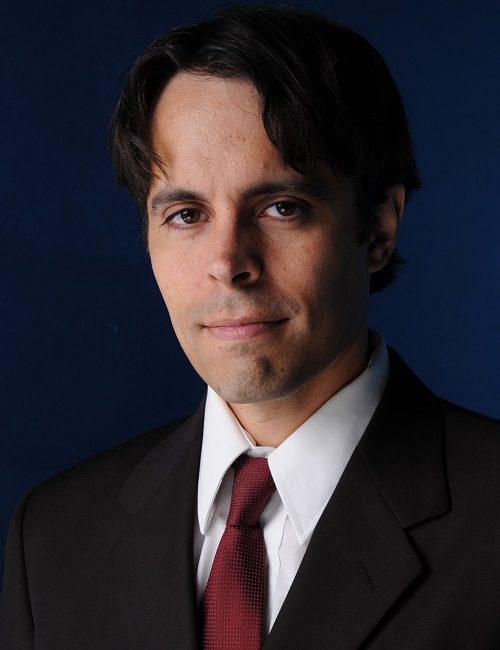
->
[164, 208, 202, 226]
[263, 201, 303, 219]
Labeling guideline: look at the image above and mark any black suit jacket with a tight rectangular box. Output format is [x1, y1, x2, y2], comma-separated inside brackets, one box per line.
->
[1, 351, 500, 649]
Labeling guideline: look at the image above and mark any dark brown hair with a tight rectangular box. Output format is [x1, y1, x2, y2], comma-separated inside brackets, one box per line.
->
[109, 4, 421, 291]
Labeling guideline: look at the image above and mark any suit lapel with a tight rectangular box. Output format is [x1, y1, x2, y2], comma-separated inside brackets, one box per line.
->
[265, 449, 423, 649]
[265, 350, 450, 649]
[110, 404, 204, 650]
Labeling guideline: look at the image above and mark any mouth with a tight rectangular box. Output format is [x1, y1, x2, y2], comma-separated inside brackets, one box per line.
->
[202, 317, 288, 341]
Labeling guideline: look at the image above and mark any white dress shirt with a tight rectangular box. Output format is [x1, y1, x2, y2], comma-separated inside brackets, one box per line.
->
[195, 335, 389, 631]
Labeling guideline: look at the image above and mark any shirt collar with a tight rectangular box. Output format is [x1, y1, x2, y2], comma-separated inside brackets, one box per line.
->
[198, 334, 389, 542]
[197, 390, 262, 534]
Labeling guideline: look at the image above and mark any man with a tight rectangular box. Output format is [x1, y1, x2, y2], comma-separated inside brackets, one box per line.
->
[1, 5, 499, 649]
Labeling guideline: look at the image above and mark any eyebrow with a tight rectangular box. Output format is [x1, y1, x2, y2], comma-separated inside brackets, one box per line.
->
[150, 188, 205, 216]
[243, 178, 335, 202]
[149, 177, 335, 217]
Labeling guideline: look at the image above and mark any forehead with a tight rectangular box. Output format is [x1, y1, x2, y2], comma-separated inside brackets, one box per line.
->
[150, 73, 282, 179]
[151, 72, 262, 134]
[154, 72, 261, 117]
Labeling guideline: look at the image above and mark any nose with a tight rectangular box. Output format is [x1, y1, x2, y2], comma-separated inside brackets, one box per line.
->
[207, 221, 263, 287]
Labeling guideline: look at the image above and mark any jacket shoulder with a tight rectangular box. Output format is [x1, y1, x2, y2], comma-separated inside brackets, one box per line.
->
[37, 416, 188, 491]
[441, 400, 500, 480]
[19, 415, 193, 540]
[441, 399, 499, 431]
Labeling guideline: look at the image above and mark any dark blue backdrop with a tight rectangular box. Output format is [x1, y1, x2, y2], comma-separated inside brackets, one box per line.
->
[1, 0, 499, 580]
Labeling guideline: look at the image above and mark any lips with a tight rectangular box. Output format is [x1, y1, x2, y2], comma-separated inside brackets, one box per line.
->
[203, 318, 287, 341]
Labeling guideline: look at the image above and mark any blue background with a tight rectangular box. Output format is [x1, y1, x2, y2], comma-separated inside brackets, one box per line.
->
[1, 0, 499, 580]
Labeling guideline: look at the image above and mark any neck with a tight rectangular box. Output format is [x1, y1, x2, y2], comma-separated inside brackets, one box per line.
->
[228, 335, 369, 447]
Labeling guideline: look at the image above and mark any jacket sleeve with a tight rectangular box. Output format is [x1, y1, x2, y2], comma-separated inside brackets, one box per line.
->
[0, 491, 34, 650]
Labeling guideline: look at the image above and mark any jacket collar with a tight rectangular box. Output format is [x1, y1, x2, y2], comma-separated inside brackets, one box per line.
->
[358, 348, 449, 528]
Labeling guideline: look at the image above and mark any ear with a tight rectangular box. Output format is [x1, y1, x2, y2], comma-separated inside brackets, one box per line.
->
[367, 184, 405, 273]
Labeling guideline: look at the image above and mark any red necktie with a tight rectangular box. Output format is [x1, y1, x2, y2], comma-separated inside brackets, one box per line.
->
[202, 455, 276, 649]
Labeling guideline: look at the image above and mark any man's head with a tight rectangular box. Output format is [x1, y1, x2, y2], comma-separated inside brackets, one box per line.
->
[110, 4, 420, 293]
[109, 5, 417, 417]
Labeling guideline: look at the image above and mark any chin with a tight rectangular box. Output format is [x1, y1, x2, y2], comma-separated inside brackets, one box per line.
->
[205, 357, 310, 405]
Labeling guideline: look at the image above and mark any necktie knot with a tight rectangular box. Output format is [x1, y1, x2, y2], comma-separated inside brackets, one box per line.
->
[227, 455, 275, 527]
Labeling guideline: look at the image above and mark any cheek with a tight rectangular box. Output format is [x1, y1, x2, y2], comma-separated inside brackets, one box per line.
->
[150, 254, 183, 314]
[293, 235, 365, 315]
[150, 254, 170, 297]
[291, 236, 339, 291]
[150, 251, 207, 343]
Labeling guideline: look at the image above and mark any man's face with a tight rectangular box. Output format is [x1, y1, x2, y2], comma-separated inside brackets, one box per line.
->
[147, 73, 371, 406]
